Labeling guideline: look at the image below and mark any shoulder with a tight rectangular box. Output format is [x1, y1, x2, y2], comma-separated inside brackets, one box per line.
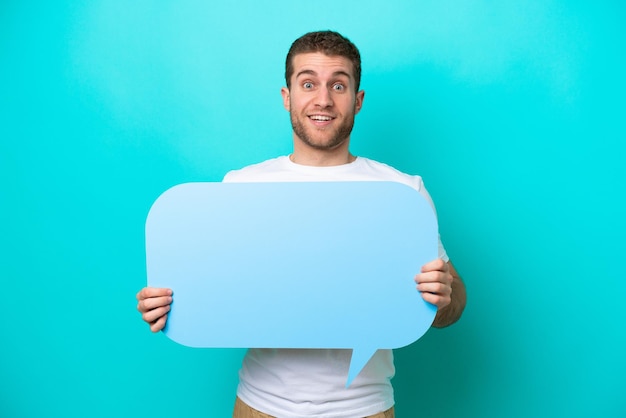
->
[356, 158, 425, 191]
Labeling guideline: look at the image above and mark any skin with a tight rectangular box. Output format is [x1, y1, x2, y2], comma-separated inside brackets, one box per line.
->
[136, 52, 466, 331]
[417, 259, 466, 328]
[280, 53, 364, 166]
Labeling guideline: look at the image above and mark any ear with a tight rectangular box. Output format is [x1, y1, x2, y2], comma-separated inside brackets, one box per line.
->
[354, 90, 365, 115]
[281, 87, 290, 111]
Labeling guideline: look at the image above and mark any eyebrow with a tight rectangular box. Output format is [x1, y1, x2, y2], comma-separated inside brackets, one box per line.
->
[295, 69, 352, 80]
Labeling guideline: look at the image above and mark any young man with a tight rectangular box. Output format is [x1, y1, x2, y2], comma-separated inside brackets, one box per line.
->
[137, 31, 466, 418]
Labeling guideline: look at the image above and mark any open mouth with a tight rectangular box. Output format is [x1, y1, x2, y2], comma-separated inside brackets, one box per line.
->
[309, 115, 334, 122]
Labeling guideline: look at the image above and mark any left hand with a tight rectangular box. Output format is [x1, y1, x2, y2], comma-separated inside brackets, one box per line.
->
[415, 258, 453, 310]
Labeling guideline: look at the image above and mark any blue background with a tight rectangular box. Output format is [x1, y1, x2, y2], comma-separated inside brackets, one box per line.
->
[1, 1, 624, 417]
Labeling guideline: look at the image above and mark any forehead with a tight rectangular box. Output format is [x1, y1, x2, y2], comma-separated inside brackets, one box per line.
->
[291, 52, 355, 80]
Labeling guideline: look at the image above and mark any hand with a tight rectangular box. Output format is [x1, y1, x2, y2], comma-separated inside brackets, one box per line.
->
[415, 259, 453, 310]
[136, 287, 172, 332]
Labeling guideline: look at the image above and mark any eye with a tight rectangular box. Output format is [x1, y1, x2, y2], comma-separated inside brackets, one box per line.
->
[332, 83, 346, 92]
[303, 82, 314, 89]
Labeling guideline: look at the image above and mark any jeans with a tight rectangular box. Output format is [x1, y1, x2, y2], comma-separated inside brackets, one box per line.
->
[233, 397, 395, 418]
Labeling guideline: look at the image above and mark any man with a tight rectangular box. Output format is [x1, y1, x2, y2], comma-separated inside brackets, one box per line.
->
[137, 31, 466, 418]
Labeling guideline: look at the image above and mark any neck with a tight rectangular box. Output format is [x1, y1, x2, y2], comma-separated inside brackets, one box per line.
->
[291, 139, 356, 167]
[289, 149, 356, 167]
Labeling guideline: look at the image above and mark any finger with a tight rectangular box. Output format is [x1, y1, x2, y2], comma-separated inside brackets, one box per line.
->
[415, 271, 452, 286]
[136, 287, 172, 301]
[137, 294, 173, 313]
[420, 258, 448, 273]
[417, 282, 451, 296]
[142, 305, 171, 324]
[150, 314, 168, 333]
[420, 291, 451, 309]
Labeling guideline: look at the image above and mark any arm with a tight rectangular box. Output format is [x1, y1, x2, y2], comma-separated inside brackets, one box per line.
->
[136, 287, 173, 332]
[415, 259, 466, 328]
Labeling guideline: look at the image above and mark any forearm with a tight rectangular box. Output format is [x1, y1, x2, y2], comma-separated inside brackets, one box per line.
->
[432, 266, 466, 328]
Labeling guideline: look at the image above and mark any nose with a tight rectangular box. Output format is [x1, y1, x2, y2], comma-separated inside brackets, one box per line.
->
[314, 86, 334, 108]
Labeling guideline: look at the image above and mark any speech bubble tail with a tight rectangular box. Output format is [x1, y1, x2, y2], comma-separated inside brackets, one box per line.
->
[346, 348, 378, 388]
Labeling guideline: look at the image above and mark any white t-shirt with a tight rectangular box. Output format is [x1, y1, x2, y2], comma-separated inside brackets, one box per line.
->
[223, 156, 448, 418]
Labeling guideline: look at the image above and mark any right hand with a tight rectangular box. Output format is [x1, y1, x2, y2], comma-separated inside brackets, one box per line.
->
[136, 287, 172, 332]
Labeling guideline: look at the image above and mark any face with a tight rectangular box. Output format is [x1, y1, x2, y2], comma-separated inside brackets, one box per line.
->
[281, 52, 365, 152]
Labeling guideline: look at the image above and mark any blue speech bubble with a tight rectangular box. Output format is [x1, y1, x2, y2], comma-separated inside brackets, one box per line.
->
[145, 181, 438, 386]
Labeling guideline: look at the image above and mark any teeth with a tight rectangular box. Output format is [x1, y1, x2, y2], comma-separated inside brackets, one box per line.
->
[310, 115, 332, 121]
